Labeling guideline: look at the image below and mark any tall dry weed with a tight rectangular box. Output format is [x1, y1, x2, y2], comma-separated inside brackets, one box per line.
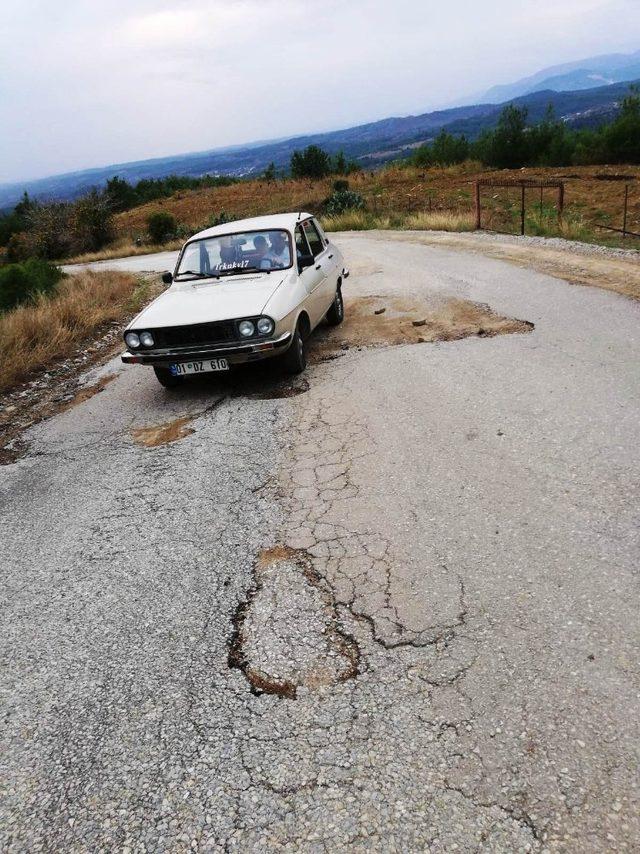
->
[0, 270, 151, 391]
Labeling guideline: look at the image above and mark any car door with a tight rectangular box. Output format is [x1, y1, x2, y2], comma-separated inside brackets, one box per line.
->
[299, 218, 331, 325]
[295, 221, 326, 327]
[312, 217, 341, 305]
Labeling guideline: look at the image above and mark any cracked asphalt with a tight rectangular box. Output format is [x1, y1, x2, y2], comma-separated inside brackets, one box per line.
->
[3, 232, 640, 851]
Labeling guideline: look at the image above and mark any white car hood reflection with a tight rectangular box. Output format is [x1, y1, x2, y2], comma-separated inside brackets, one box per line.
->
[133, 273, 287, 328]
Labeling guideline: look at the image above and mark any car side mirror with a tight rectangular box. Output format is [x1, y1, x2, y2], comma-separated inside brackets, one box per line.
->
[298, 253, 314, 272]
[162, 272, 173, 284]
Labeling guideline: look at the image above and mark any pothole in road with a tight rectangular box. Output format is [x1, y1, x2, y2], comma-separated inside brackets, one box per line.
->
[311, 296, 533, 361]
[131, 415, 195, 447]
[228, 546, 360, 699]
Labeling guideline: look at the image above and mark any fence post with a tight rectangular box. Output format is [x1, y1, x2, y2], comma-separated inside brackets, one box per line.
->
[474, 181, 481, 230]
[623, 184, 629, 239]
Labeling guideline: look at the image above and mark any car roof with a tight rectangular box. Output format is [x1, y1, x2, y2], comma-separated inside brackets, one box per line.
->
[189, 212, 314, 242]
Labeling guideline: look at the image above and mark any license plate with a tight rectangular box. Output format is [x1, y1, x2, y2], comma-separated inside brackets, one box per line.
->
[170, 358, 229, 376]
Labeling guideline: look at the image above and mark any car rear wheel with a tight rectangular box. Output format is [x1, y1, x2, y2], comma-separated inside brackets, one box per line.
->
[326, 285, 344, 326]
[281, 324, 307, 375]
[154, 366, 182, 388]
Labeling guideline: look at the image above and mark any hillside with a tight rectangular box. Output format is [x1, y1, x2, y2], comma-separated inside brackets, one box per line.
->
[111, 164, 640, 249]
[1, 77, 638, 211]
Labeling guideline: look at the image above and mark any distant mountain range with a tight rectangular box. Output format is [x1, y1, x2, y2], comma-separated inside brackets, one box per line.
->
[1, 55, 638, 211]
[477, 49, 640, 103]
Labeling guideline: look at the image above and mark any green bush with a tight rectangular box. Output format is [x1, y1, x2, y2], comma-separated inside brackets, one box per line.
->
[147, 211, 177, 243]
[205, 210, 230, 228]
[0, 259, 63, 312]
[72, 189, 114, 252]
[291, 145, 333, 180]
[411, 131, 470, 168]
[323, 190, 366, 216]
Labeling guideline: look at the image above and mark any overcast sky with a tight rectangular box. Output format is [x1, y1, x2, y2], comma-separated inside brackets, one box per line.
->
[1, 0, 639, 183]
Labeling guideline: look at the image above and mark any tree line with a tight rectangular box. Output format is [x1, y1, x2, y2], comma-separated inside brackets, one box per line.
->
[261, 147, 361, 181]
[0, 173, 237, 261]
[409, 88, 640, 169]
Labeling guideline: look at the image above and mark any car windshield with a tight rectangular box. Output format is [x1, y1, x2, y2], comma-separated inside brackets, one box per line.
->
[175, 229, 293, 279]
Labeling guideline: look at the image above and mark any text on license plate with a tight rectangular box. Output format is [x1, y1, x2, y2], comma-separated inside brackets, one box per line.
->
[170, 358, 229, 376]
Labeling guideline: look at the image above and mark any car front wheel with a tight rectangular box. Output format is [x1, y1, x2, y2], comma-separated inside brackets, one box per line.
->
[281, 324, 307, 375]
[326, 285, 344, 326]
[153, 366, 182, 388]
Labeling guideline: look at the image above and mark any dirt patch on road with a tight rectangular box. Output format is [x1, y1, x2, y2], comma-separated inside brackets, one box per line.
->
[61, 374, 117, 410]
[131, 416, 196, 447]
[312, 296, 533, 360]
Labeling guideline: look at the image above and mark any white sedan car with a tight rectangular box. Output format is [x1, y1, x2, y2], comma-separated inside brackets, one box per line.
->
[122, 213, 347, 387]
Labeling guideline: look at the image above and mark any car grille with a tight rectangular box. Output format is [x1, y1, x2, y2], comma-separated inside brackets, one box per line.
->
[152, 321, 237, 349]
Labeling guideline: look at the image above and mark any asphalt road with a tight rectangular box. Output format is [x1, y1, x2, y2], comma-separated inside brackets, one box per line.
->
[4, 233, 640, 852]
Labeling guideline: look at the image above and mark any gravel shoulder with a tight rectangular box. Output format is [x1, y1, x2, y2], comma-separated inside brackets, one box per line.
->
[2, 232, 639, 851]
[373, 229, 640, 301]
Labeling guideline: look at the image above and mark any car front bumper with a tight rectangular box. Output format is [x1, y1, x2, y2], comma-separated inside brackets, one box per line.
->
[121, 331, 292, 366]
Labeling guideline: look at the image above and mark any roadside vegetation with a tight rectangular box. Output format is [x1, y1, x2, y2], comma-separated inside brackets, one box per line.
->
[0, 269, 154, 392]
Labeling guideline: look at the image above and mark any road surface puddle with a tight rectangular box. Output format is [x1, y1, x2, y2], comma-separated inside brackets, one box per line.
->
[312, 295, 533, 360]
[131, 415, 195, 447]
[228, 546, 359, 698]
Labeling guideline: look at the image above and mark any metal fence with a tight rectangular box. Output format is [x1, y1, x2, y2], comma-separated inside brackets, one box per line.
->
[595, 183, 640, 240]
[474, 178, 565, 236]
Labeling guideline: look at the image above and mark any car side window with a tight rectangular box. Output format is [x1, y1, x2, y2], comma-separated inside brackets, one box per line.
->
[295, 225, 311, 259]
[302, 219, 324, 258]
[313, 218, 329, 247]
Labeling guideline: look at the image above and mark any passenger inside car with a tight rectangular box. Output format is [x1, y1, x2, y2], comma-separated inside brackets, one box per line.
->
[267, 231, 291, 267]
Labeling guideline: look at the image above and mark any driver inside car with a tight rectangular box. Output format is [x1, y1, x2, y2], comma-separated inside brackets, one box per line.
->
[252, 234, 268, 263]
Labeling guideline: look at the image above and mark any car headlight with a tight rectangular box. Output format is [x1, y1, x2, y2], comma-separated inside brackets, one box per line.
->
[238, 320, 255, 337]
[139, 331, 155, 348]
[125, 332, 140, 349]
[257, 317, 274, 336]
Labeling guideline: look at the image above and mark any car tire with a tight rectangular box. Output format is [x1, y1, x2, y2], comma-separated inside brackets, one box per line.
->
[153, 366, 182, 388]
[326, 285, 344, 326]
[281, 324, 307, 375]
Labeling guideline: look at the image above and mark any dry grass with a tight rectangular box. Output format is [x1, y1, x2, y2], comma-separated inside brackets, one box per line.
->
[108, 163, 640, 252]
[63, 238, 183, 265]
[320, 210, 475, 232]
[0, 270, 153, 391]
[320, 211, 391, 231]
[402, 211, 475, 231]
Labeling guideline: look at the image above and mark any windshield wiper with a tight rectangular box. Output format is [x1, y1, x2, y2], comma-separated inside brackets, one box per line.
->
[175, 270, 220, 280]
[216, 266, 264, 277]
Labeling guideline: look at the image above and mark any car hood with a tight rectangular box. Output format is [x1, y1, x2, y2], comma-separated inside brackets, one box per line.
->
[130, 273, 286, 329]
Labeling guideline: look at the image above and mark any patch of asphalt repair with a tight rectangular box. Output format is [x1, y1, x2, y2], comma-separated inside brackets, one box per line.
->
[228, 546, 360, 699]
